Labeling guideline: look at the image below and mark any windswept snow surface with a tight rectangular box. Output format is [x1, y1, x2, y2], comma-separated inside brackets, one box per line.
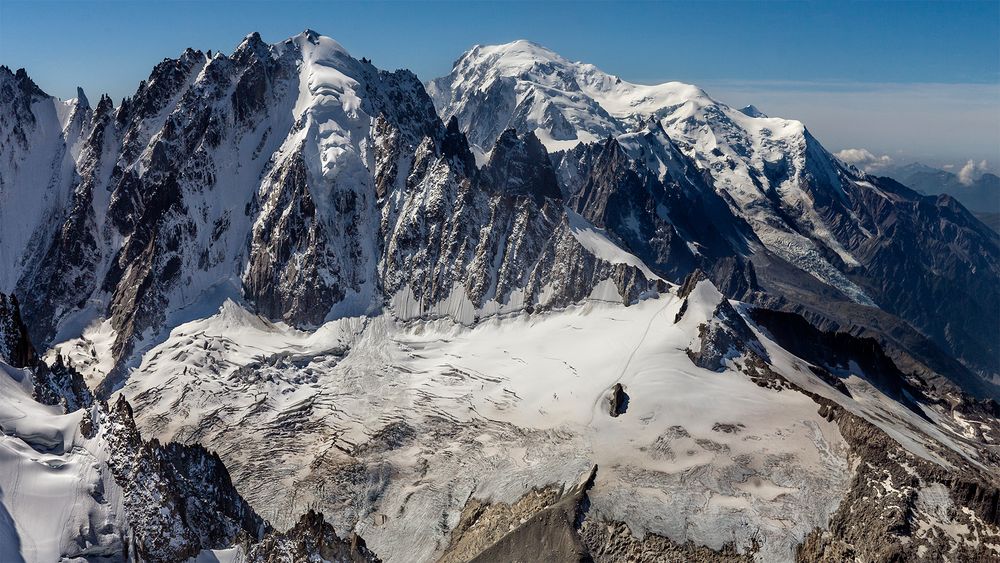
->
[118, 291, 861, 562]
[566, 209, 662, 281]
[0, 363, 122, 562]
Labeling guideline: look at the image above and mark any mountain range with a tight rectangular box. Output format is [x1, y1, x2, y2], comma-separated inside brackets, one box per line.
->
[882, 162, 1000, 232]
[0, 31, 998, 562]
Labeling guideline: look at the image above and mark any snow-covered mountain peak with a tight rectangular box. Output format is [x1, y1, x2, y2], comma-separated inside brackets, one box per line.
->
[430, 40, 958, 317]
[3, 29, 1000, 563]
[429, 39, 731, 153]
[462, 39, 569, 76]
[288, 29, 353, 59]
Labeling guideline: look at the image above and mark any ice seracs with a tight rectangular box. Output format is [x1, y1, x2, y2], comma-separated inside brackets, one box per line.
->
[432, 39, 1000, 382]
[0, 29, 998, 563]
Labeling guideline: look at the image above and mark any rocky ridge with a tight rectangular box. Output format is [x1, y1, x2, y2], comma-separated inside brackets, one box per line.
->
[1, 30, 998, 563]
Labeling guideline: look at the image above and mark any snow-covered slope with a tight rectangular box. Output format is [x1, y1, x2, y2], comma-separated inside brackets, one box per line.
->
[0, 361, 123, 562]
[3, 33, 660, 390]
[429, 40, 868, 299]
[110, 277, 1000, 562]
[2, 30, 999, 563]
[430, 40, 1000, 384]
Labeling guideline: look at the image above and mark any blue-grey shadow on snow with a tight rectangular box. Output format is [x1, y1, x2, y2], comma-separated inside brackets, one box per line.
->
[0, 485, 26, 563]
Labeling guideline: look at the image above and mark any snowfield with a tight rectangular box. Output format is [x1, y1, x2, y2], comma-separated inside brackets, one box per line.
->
[106, 288, 858, 562]
[1, 29, 997, 562]
[0, 363, 122, 562]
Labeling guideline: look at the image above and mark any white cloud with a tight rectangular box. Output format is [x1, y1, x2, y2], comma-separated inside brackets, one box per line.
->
[835, 148, 893, 172]
[958, 159, 989, 185]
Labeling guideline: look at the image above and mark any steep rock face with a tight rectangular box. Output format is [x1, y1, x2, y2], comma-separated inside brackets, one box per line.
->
[243, 31, 444, 326]
[439, 466, 756, 563]
[102, 396, 267, 561]
[564, 133, 756, 284]
[244, 510, 380, 563]
[0, 67, 88, 294]
[429, 40, 1000, 387]
[6, 33, 661, 386]
[244, 151, 351, 326]
[0, 293, 35, 368]
[16, 94, 116, 347]
[569, 138, 697, 281]
[379, 128, 660, 319]
[834, 177, 1000, 382]
[2, 33, 440, 375]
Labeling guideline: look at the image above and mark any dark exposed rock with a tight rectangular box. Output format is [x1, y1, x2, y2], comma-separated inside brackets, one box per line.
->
[0, 293, 93, 411]
[353, 420, 417, 457]
[711, 422, 745, 434]
[745, 262, 999, 400]
[103, 396, 268, 562]
[835, 176, 1000, 381]
[677, 269, 707, 299]
[441, 115, 476, 175]
[608, 383, 628, 417]
[439, 466, 596, 563]
[0, 293, 36, 368]
[243, 154, 345, 327]
[480, 129, 561, 203]
[708, 256, 759, 301]
[31, 353, 93, 412]
[379, 126, 660, 319]
[244, 509, 380, 563]
[750, 308, 925, 412]
[687, 298, 764, 372]
[579, 520, 753, 563]
[570, 137, 698, 282]
[796, 395, 1000, 562]
[440, 465, 755, 562]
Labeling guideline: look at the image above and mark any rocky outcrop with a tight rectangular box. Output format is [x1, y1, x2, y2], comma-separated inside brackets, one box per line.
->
[0, 292, 92, 410]
[439, 466, 596, 563]
[244, 509, 380, 563]
[31, 353, 93, 412]
[379, 127, 661, 319]
[579, 521, 752, 563]
[439, 465, 755, 563]
[687, 299, 765, 372]
[102, 396, 268, 562]
[0, 293, 35, 368]
[608, 383, 628, 417]
[797, 397, 1000, 562]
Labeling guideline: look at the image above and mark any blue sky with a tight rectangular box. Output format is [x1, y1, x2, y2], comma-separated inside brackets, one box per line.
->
[2, 0, 998, 169]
